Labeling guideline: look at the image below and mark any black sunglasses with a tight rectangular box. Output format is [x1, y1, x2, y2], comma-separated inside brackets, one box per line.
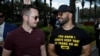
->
[30, 16, 39, 20]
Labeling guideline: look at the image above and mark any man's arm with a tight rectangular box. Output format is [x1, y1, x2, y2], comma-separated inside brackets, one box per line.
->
[2, 48, 12, 56]
[48, 44, 58, 56]
[40, 45, 47, 56]
[81, 44, 91, 56]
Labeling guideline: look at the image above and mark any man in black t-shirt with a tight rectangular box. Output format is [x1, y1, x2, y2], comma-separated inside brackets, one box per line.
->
[48, 4, 91, 56]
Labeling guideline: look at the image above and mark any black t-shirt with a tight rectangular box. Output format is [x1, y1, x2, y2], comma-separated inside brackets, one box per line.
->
[49, 26, 91, 56]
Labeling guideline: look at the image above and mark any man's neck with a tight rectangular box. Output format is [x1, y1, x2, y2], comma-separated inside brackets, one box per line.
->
[62, 22, 74, 30]
[22, 24, 33, 33]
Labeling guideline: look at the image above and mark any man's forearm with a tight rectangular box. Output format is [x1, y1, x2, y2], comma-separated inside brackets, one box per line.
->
[80, 53, 90, 56]
[2, 54, 10, 56]
[48, 51, 58, 56]
[2, 48, 12, 56]
[48, 44, 58, 56]
[41, 45, 47, 56]
[41, 49, 47, 56]
[81, 44, 91, 56]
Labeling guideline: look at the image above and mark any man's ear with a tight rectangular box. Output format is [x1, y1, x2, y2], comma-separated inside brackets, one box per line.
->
[68, 13, 72, 19]
[23, 15, 28, 21]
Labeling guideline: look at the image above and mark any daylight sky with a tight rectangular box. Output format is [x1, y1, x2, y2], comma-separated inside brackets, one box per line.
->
[44, 0, 95, 9]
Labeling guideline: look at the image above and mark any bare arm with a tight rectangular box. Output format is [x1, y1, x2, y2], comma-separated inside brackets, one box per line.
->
[48, 44, 58, 56]
[40, 45, 47, 56]
[2, 48, 12, 56]
[81, 44, 91, 56]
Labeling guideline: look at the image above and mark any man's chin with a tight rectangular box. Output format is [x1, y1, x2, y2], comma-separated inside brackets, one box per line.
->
[31, 27, 37, 29]
[60, 20, 68, 25]
[31, 25, 37, 28]
[60, 22, 65, 25]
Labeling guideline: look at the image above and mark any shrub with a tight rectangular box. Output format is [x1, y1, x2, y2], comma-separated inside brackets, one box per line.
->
[40, 27, 50, 42]
[78, 24, 95, 41]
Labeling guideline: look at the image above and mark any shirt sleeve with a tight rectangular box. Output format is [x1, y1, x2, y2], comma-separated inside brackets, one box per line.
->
[81, 31, 92, 46]
[40, 31, 45, 45]
[4, 33, 14, 50]
[48, 30, 56, 44]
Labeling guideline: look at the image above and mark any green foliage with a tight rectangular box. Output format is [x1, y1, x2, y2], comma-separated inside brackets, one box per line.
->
[40, 27, 50, 42]
[41, 27, 50, 34]
[80, 7, 100, 19]
[78, 24, 95, 41]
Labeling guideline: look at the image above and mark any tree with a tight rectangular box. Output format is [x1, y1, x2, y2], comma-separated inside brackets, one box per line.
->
[86, 0, 95, 21]
[86, 0, 100, 20]
[81, 0, 85, 23]
[94, 0, 97, 19]
[33, 0, 55, 26]
[79, 7, 100, 20]
[70, 0, 76, 24]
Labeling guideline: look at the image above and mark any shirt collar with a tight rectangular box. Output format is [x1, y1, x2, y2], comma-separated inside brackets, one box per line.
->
[19, 26, 37, 34]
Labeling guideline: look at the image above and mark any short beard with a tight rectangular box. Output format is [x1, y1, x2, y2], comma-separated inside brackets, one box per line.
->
[60, 18, 68, 26]
[27, 22, 37, 29]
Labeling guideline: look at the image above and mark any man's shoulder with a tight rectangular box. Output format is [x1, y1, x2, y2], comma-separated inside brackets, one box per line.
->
[8, 27, 20, 36]
[74, 26, 85, 31]
[5, 22, 17, 28]
[73, 26, 88, 35]
[35, 28, 44, 34]
[5, 22, 16, 26]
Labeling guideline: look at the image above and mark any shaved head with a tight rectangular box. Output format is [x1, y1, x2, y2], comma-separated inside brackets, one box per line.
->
[21, 5, 38, 16]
